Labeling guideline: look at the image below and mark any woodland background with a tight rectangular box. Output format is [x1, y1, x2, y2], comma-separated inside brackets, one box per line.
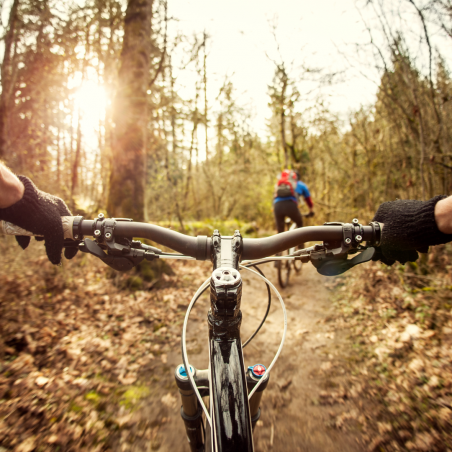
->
[2, 1, 452, 451]
[2, 0, 452, 227]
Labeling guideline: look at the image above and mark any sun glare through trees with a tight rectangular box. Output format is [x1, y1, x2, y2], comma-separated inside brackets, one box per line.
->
[72, 78, 109, 151]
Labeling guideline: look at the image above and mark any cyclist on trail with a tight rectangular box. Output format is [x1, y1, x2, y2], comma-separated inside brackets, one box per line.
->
[0, 162, 78, 265]
[273, 169, 314, 233]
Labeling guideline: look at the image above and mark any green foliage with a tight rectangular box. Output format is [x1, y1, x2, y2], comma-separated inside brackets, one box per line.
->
[119, 386, 150, 410]
[159, 219, 261, 237]
[85, 391, 102, 405]
[69, 400, 83, 413]
[126, 276, 143, 290]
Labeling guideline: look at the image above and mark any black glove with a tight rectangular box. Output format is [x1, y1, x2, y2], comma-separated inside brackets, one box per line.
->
[0, 176, 77, 264]
[372, 195, 452, 265]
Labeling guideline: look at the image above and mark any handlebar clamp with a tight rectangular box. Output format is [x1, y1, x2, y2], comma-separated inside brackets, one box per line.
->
[103, 219, 116, 242]
[72, 216, 84, 240]
[342, 223, 353, 248]
[368, 221, 381, 247]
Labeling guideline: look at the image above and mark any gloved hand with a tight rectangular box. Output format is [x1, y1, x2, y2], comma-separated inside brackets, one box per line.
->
[307, 211, 315, 218]
[372, 195, 452, 265]
[0, 176, 77, 264]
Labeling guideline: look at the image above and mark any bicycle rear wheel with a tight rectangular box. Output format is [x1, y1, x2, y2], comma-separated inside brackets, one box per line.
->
[293, 256, 303, 273]
[293, 243, 303, 274]
[277, 249, 291, 288]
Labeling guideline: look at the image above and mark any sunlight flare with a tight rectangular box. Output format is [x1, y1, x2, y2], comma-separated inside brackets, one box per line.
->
[74, 79, 108, 127]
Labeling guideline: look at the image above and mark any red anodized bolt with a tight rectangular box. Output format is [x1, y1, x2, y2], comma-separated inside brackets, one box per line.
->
[253, 364, 265, 376]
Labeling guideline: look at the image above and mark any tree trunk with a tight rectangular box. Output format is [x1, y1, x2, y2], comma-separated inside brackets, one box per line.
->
[184, 81, 199, 204]
[0, 0, 20, 161]
[280, 77, 288, 168]
[107, 0, 153, 221]
[71, 108, 83, 204]
[203, 33, 209, 161]
[57, 126, 61, 185]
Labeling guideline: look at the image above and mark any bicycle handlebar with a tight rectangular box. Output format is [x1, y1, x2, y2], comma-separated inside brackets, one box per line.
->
[1, 216, 380, 261]
[242, 225, 375, 260]
[79, 220, 211, 259]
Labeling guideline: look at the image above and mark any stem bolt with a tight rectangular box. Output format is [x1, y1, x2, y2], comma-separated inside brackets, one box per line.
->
[98, 213, 104, 219]
[355, 235, 363, 242]
[352, 218, 359, 224]
[105, 232, 112, 239]
[345, 238, 352, 245]
[94, 229, 101, 237]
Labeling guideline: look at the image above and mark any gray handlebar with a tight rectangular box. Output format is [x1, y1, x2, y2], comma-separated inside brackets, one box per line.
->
[2, 217, 377, 261]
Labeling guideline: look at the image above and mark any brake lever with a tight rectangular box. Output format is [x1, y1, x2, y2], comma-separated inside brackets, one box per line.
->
[82, 238, 107, 258]
[312, 247, 376, 276]
[80, 238, 157, 272]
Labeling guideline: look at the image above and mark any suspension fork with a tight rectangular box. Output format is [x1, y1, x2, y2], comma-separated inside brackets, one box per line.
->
[174, 363, 270, 451]
[175, 366, 209, 452]
[247, 368, 270, 431]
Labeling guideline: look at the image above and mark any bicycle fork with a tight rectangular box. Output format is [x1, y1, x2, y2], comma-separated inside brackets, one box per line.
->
[174, 364, 270, 452]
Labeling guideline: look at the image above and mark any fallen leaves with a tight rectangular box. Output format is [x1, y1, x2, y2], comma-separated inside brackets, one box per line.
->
[405, 431, 435, 451]
[0, 244, 211, 451]
[332, 242, 452, 450]
[407, 358, 424, 374]
[35, 376, 49, 387]
[160, 393, 177, 408]
[404, 323, 421, 339]
[15, 436, 36, 452]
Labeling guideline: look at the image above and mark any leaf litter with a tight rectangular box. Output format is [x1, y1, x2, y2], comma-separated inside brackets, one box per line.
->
[327, 243, 452, 451]
[0, 238, 210, 451]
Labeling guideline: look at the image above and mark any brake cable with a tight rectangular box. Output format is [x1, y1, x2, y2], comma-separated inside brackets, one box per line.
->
[242, 264, 271, 349]
[181, 278, 212, 425]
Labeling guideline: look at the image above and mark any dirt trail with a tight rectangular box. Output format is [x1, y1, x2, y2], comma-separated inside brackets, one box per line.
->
[144, 263, 366, 452]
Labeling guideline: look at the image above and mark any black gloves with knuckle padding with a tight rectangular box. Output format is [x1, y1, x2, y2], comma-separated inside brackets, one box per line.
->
[0, 175, 77, 265]
[372, 195, 452, 265]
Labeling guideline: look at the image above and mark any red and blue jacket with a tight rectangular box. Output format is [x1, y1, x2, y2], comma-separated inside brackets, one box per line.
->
[273, 181, 313, 208]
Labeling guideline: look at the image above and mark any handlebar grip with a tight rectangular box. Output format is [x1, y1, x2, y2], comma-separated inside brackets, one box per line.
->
[0, 216, 75, 240]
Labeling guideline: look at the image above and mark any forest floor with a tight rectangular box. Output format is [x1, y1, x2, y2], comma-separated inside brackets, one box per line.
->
[1, 236, 451, 451]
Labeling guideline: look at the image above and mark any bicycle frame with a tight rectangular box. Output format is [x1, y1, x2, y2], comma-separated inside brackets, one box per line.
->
[175, 229, 268, 452]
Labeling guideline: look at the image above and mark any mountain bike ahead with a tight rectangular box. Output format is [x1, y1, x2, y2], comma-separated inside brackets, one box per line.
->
[1, 216, 381, 452]
[277, 214, 312, 288]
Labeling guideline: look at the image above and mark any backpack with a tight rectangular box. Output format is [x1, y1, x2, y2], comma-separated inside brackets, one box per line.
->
[275, 169, 298, 198]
